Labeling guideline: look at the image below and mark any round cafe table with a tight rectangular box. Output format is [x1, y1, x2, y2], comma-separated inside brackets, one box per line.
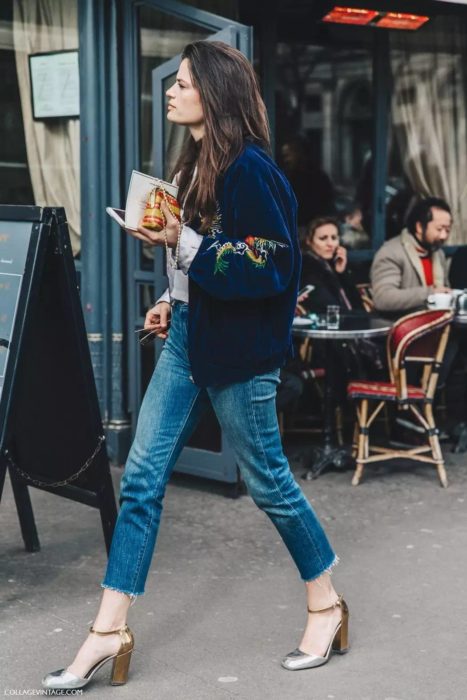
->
[292, 313, 392, 479]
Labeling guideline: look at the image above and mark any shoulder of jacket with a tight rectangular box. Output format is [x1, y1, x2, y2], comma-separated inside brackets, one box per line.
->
[303, 253, 325, 271]
[226, 143, 281, 180]
[436, 248, 447, 262]
[374, 235, 404, 260]
[303, 255, 334, 283]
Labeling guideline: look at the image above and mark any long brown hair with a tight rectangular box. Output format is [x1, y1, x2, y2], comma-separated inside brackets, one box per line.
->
[171, 41, 270, 232]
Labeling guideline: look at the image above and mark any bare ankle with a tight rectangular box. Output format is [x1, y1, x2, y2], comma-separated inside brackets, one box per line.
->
[92, 590, 132, 632]
[305, 573, 338, 608]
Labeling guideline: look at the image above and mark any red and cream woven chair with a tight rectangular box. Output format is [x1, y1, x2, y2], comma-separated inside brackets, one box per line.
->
[347, 309, 453, 487]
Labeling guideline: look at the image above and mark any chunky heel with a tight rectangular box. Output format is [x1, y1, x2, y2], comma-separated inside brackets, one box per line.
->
[111, 649, 133, 685]
[331, 625, 348, 654]
[332, 599, 349, 653]
[42, 624, 135, 690]
[282, 595, 350, 670]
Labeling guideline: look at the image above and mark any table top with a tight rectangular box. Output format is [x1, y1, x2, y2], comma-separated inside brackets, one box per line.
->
[292, 313, 392, 340]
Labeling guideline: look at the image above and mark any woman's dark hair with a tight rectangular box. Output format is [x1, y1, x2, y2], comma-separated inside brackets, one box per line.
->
[406, 197, 452, 235]
[307, 216, 340, 240]
[171, 41, 270, 232]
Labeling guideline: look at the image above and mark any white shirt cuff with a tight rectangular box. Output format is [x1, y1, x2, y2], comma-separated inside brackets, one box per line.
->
[155, 287, 171, 305]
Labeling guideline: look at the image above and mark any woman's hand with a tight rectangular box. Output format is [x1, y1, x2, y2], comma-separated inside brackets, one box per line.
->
[144, 301, 172, 340]
[126, 200, 180, 248]
[334, 245, 347, 274]
[295, 292, 309, 316]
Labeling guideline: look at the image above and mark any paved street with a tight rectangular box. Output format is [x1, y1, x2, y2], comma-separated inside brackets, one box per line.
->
[1, 442, 467, 700]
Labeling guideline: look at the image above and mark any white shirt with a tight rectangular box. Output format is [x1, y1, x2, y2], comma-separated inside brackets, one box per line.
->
[155, 224, 203, 305]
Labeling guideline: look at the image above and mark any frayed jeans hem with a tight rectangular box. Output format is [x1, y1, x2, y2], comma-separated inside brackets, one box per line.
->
[302, 554, 340, 583]
[101, 582, 142, 604]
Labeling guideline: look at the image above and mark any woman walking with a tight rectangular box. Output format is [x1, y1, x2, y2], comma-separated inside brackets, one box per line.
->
[42, 41, 348, 690]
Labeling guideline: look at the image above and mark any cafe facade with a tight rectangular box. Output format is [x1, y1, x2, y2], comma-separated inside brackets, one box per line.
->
[1, 0, 466, 480]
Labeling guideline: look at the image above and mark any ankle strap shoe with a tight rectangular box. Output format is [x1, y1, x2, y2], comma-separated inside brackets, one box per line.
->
[42, 624, 134, 690]
[281, 596, 349, 671]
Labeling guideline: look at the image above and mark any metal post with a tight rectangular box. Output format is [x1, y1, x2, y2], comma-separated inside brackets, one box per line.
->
[371, 31, 391, 252]
[258, 0, 277, 157]
[78, 0, 131, 463]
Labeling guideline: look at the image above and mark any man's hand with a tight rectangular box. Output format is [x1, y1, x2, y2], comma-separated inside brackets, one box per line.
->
[334, 245, 347, 274]
[145, 301, 171, 340]
[433, 285, 452, 294]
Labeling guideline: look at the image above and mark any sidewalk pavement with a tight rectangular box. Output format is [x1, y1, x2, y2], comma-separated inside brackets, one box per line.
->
[1, 443, 467, 700]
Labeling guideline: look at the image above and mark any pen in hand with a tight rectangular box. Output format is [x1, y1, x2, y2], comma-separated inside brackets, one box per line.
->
[135, 327, 156, 345]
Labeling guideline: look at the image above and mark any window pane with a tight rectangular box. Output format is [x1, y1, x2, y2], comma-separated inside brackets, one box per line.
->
[138, 283, 154, 321]
[276, 34, 373, 250]
[388, 16, 467, 244]
[138, 5, 212, 176]
[1, 0, 80, 255]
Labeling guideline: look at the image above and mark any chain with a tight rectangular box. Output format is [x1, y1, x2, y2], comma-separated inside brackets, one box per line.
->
[5, 435, 106, 488]
[160, 186, 182, 269]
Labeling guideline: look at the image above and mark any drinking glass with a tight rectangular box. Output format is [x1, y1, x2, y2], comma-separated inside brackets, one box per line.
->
[326, 305, 340, 330]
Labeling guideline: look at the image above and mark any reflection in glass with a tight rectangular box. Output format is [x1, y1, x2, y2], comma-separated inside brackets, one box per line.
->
[5, 0, 80, 255]
[138, 283, 155, 322]
[137, 8, 211, 271]
[139, 6, 211, 177]
[388, 16, 467, 245]
[275, 35, 373, 249]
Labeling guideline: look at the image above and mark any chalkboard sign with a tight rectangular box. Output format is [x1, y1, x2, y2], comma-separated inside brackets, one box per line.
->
[0, 206, 117, 553]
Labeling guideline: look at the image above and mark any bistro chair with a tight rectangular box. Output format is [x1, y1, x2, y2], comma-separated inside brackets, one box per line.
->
[347, 308, 453, 487]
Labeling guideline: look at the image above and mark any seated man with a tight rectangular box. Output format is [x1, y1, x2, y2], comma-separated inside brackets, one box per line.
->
[371, 197, 453, 444]
[371, 197, 452, 316]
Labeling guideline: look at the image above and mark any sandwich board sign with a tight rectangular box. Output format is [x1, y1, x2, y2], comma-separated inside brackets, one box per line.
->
[0, 205, 116, 553]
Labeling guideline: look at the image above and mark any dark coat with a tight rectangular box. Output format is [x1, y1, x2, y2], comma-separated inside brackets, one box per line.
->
[299, 251, 363, 314]
[449, 246, 467, 290]
[299, 252, 383, 393]
[187, 143, 301, 387]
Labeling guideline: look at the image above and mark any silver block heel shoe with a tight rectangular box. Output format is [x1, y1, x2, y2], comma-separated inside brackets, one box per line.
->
[42, 624, 134, 690]
[281, 595, 349, 671]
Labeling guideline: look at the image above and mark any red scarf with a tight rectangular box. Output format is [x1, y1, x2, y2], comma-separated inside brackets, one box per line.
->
[414, 243, 434, 286]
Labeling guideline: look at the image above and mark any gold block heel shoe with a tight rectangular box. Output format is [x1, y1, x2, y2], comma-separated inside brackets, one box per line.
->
[281, 595, 349, 671]
[42, 624, 134, 690]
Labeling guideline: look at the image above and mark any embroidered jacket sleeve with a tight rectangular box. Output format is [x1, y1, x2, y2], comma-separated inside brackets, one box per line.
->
[187, 158, 295, 301]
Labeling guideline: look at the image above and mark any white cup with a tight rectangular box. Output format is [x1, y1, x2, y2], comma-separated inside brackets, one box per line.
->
[427, 292, 453, 310]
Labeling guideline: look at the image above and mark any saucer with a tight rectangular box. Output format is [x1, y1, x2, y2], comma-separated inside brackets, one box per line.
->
[292, 317, 312, 327]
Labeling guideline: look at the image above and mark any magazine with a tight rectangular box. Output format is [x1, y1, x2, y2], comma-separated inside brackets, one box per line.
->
[106, 170, 179, 231]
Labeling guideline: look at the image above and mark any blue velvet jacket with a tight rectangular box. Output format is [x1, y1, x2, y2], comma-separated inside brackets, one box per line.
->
[187, 143, 300, 387]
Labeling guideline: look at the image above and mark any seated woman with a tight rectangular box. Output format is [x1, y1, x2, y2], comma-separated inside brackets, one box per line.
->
[301, 216, 364, 313]
[300, 217, 383, 394]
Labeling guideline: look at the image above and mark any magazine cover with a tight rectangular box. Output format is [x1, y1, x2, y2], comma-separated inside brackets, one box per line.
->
[106, 170, 179, 231]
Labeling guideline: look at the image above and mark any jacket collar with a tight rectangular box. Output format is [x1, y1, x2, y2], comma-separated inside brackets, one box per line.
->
[400, 228, 444, 287]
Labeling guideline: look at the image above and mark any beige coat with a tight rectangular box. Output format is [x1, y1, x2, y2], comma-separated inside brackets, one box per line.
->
[370, 229, 448, 315]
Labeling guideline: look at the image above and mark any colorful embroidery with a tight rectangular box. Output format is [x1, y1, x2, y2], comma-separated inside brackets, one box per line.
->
[206, 202, 223, 238]
[207, 236, 287, 275]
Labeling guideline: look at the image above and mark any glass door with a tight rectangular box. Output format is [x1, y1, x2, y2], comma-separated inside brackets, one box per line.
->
[122, 0, 252, 486]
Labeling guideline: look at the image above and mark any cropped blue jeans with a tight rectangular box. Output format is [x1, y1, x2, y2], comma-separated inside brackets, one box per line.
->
[102, 302, 337, 596]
